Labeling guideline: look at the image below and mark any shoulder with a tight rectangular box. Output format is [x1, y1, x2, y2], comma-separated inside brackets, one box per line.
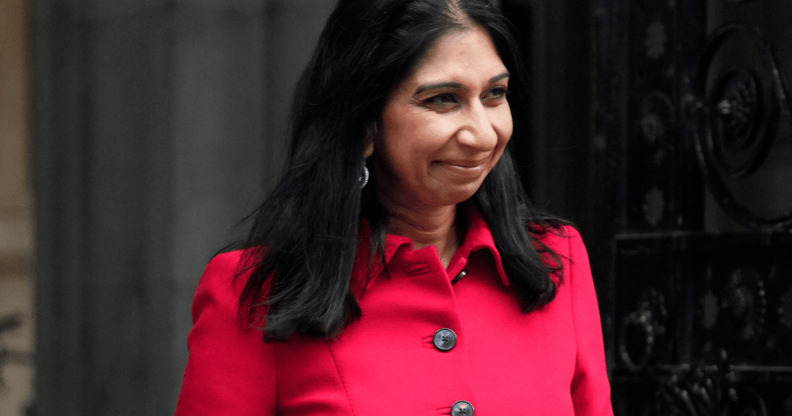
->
[197, 250, 246, 294]
[177, 249, 277, 415]
[532, 225, 591, 290]
[201, 248, 260, 286]
[535, 225, 586, 259]
[193, 249, 261, 322]
[204, 249, 247, 275]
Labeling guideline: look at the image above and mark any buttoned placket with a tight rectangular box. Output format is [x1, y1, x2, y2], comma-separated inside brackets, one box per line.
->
[382, 242, 479, 416]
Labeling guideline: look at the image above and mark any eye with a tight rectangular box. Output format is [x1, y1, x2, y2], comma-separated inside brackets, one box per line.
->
[483, 86, 510, 103]
[426, 93, 458, 105]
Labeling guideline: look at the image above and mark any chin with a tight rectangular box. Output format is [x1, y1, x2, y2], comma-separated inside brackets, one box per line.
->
[428, 187, 481, 207]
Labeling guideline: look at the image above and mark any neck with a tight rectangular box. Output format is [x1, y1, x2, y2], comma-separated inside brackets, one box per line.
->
[380, 196, 459, 268]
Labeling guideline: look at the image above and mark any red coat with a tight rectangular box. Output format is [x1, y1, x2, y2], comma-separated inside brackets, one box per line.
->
[175, 209, 613, 415]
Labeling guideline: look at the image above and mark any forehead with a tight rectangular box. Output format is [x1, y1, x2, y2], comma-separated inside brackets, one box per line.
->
[406, 26, 507, 86]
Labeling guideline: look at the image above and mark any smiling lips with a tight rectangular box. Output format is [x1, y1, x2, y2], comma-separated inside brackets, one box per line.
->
[434, 158, 489, 176]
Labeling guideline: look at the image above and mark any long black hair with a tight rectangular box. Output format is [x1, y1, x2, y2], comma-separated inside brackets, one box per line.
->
[238, 0, 567, 341]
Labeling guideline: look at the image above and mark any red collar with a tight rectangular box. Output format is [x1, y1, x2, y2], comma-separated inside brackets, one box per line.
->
[351, 205, 510, 298]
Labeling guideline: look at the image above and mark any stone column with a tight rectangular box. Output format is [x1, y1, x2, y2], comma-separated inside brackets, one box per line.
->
[30, 0, 301, 413]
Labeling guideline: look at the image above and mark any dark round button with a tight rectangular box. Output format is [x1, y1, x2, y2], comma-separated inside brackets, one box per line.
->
[452, 400, 474, 416]
[433, 328, 457, 351]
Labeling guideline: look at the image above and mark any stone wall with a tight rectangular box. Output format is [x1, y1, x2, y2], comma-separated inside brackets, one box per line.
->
[0, 0, 34, 415]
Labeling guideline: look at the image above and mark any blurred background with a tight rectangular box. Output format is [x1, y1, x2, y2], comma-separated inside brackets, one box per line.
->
[1, 0, 791, 415]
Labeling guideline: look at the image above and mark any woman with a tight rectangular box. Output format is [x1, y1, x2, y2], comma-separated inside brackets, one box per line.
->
[176, 0, 613, 415]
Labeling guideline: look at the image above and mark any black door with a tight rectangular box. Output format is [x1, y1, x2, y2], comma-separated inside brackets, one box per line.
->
[599, 0, 792, 414]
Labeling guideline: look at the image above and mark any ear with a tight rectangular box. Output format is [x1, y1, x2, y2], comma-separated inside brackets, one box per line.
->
[364, 122, 377, 158]
[364, 142, 374, 158]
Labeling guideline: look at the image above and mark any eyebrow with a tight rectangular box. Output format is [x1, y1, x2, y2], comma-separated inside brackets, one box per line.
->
[414, 71, 511, 95]
[490, 72, 511, 83]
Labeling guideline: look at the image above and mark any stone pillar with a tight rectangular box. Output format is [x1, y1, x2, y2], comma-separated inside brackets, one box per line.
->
[30, 0, 333, 414]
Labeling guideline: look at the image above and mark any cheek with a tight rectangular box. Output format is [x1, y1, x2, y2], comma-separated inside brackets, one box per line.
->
[385, 119, 451, 161]
[493, 107, 513, 148]
[483, 109, 512, 170]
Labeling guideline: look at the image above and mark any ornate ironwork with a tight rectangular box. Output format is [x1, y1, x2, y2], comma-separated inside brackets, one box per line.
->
[690, 24, 792, 228]
[619, 288, 667, 371]
[600, 0, 792, 414]
[655, 359, 771, 416]
[640, 92, 674, 146]
[719, 268, 767, 343]
[711, 68, 766, 177]
[656, 363, 724, 416]
[612, 233, 792, 414]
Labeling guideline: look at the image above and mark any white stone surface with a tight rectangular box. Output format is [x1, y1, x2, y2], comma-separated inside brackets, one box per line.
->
[0, 220, 32, 252]
[0, 275, 34, 416]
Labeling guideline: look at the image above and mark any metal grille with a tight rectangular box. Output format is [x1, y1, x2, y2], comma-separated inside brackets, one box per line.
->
[601, 0, 792, 414]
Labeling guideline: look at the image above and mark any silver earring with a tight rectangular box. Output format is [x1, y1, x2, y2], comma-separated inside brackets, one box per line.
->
[359, 162, 369, 189]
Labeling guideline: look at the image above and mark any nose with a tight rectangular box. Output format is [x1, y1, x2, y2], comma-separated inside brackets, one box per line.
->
[456, 100, 499, 151]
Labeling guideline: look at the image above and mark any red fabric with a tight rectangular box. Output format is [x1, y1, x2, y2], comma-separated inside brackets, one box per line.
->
[175, 210, 613, 415]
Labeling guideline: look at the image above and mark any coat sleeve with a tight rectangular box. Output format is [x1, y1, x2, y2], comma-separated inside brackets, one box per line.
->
[175, 251, 277, 416]
[565, 227, 614, 416]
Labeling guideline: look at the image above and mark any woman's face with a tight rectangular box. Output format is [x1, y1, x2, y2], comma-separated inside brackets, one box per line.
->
[375, 25, 513, 211]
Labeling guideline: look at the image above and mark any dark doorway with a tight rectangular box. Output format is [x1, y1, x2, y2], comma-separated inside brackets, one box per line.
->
[503, 0, 792, 413]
